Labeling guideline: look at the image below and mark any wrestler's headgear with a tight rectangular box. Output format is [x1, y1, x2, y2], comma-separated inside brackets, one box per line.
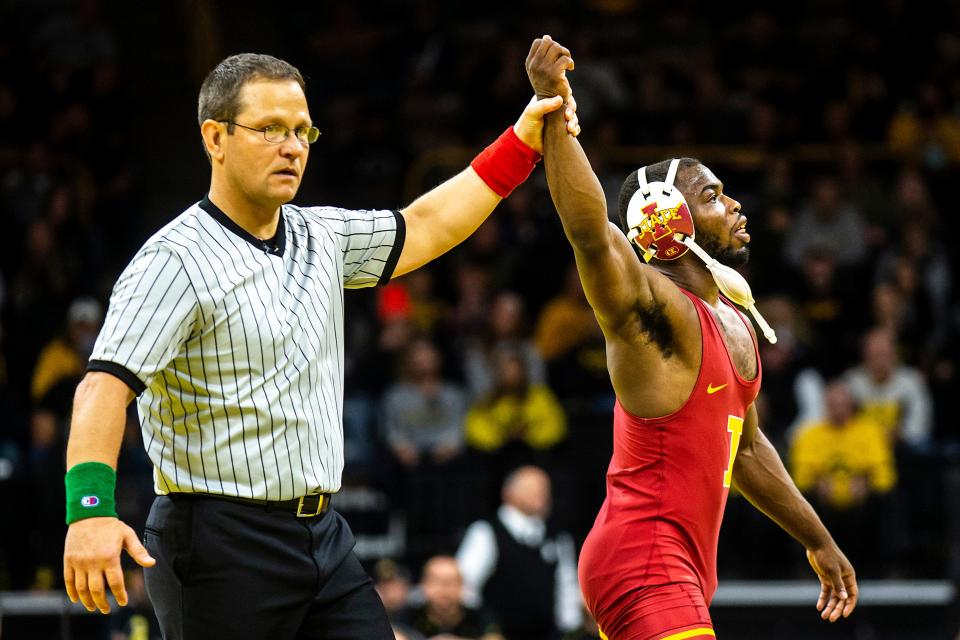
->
[625, 159, 777, 344]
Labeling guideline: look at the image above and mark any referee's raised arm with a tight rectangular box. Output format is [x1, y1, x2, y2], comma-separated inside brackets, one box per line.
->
[392, 94, 577, 278]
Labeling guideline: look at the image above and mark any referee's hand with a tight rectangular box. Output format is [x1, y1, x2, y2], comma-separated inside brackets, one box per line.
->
[513, 94, 580, 155]
[64, 517, 156, 614]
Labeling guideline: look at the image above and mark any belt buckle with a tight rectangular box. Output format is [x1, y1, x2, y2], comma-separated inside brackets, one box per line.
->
[296, 494, 324, 518]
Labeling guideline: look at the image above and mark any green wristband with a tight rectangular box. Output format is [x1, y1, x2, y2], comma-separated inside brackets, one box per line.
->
[65, 462, 118, 524]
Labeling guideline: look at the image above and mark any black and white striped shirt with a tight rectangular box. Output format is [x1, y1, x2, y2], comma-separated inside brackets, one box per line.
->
[89, 196, 404, 499]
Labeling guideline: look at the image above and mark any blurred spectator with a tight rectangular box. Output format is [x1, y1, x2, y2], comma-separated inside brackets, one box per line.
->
[791, 381, 897, 510]
[451, 263, 494, 340]
[890, 167, 938, 230]
[759, 157, 795, 208]
[403, 268, 450, 338]
[836, 140, 893, 239]
[869, 281, 927, 363]
[533, 264, 607, 404]
[395, 556, 504, 640]
[463, 291, 545, 400]
[374, 558, 414, 618]
[31, 295, 101, 403]
[383, 339, 467, 468]
[843, 328, 933, 452]
[787, 244, 864, 376]
[344, 288, 393, 398]
[789, 380, 897, 575]
[873, 222, 952, 358]
[457, 466, 581, 640]
[25, 403, 63, 589]
[8, 217, 80, 378]
[746, 202, 793, 296]
[784, 176, 868, 268]
[382, 339, 470, 561]
[379, 269, 450, 340]
[751, 296, 813, 446]
[888, 82, 960, 168]
[533, 264, 598, 363]
[464, 346, 566, 460]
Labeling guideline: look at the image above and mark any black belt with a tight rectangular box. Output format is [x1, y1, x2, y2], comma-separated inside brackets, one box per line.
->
[171, 492, 332, 517]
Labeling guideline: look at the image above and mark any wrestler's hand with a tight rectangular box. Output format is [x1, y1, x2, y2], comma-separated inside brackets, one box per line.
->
[526, 35, 574, 102]
[64, 516, 156, 614]
[513, 93, 580, 154]
[806, 546, 858, 622]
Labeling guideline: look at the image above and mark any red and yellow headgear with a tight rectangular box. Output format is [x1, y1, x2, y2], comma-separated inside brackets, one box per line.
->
[625, 158, 695, 262]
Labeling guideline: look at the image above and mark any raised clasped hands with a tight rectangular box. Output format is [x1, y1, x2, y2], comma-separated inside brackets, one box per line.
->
[512, 35, 580, 153]
[525, 35, 575, 103]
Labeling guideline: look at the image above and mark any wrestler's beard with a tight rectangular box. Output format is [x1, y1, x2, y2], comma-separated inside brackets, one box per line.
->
[696, 233, 750, 269]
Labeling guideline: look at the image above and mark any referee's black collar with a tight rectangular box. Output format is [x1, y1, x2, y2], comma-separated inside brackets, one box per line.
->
[199, 195, 287, 257]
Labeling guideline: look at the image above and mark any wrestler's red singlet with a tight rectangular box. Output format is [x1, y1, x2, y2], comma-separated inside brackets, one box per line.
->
[579, 290, 761, 639]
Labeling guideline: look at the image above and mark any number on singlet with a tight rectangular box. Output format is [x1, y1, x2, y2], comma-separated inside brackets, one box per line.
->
[723, 415, 745, 488]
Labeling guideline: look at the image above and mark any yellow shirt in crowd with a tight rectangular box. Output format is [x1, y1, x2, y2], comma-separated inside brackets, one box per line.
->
[534, 297, 598, 361]
[465, 385, 567, 453]
[789, 413, 897, 509]
[31, 338, 83, 402]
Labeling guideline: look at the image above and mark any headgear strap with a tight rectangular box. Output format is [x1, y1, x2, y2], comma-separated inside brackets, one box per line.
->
[637, 165, 650, 197]
[663, 158, 680, 195]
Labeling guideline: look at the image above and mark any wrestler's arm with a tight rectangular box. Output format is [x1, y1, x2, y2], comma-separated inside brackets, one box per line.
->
[529, 36, 683, 334]
[734, 403, 858, 622]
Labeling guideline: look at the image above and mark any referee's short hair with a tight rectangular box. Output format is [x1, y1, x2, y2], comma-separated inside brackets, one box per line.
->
[197, 53, 306, 158]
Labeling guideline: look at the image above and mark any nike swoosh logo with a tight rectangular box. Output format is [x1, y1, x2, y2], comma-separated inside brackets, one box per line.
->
[707, 383, 728, 394]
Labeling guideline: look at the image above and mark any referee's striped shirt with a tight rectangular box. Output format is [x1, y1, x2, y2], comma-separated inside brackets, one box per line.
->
[88, 196, 405, 500]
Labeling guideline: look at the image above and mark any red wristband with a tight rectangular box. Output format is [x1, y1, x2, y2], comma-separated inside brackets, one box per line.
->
[470, 126, 541, 198]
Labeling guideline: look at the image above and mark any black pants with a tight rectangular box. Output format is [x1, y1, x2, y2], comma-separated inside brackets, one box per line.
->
[142, 494, 394, 640]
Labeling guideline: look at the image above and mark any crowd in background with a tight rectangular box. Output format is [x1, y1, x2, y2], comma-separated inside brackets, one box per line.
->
[1, 1, 959, 638]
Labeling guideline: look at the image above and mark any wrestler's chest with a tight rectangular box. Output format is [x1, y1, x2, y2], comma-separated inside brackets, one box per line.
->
[712, 306, 757, 380]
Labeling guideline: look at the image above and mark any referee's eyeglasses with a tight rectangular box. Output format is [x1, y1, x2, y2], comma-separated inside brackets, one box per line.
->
[222, 121, 321, 145]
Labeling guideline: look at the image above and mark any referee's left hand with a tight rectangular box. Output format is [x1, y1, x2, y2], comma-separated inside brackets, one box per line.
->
[64, 516, 156, 614]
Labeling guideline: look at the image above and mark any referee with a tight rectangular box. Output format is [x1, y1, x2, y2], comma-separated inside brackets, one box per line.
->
[62, 52, 578, 639]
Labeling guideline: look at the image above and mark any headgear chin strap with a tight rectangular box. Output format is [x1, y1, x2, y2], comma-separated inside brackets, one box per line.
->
[625, 159, 777, 344]
[681, 237, 777, 344]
